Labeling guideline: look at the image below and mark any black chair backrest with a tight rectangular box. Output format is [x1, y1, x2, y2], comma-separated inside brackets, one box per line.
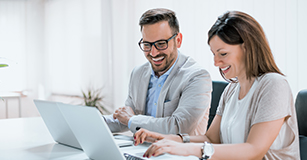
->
[208, 81, 228, 129]
[295, 89, 307, 136]
[299, 135, 307, 160]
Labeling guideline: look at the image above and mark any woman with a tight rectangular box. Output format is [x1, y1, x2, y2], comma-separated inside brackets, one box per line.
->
[134, 11, 300, 159]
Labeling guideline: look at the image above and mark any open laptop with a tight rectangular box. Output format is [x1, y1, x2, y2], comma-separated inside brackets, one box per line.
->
[34, 100, 133, 150]
[57, 103, 144, 160]
[59, 103, 194, 160]
[34, 100, 82, 150]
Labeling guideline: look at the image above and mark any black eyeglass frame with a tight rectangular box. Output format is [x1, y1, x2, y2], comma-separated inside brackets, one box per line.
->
[138, 33, 178, 52]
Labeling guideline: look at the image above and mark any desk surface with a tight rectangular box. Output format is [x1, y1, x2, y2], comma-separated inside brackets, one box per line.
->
[0, 117, 198, 160]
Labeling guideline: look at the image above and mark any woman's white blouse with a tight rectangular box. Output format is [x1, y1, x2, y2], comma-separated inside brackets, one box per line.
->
[220, 79, 258, 144]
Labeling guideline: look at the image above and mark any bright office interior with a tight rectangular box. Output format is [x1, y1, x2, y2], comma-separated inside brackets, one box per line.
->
[0, 0, 306, 119]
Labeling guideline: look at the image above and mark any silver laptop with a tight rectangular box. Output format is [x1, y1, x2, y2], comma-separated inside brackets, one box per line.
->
[34, 100, 133, 151]
[58, 103, 142, 160]
[33, 100, 82, 150]
[57, 103, 196, 160]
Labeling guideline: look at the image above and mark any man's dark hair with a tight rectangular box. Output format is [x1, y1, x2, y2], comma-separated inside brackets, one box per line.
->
[139, 8, 179, 34]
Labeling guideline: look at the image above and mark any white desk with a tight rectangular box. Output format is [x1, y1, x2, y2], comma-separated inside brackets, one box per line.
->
[0, 117, 198, 160]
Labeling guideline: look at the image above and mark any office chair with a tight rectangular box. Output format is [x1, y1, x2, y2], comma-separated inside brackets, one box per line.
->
[295, 89, 307, 160]
[207, 81, 228, 129]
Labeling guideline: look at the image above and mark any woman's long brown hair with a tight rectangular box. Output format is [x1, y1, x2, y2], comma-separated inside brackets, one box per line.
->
[208, 11, 283, 82]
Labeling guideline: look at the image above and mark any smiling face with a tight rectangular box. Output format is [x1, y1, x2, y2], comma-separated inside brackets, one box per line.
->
[209, 35, 246, 81]
[141, 21, 182, 76]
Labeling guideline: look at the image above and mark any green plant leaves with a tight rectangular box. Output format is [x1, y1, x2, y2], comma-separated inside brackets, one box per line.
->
[0, 64, 8, 68]
[81, 87, 109, 115]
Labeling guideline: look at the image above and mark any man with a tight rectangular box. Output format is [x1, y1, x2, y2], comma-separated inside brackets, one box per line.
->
[104, 8, 211, 135]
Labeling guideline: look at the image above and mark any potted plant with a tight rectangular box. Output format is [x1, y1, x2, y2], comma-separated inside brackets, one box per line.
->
[81, 87, 109, 115]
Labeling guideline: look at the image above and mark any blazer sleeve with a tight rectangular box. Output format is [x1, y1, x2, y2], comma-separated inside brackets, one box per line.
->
[129, 69, 212, 134]
[103, 114, 129, 132]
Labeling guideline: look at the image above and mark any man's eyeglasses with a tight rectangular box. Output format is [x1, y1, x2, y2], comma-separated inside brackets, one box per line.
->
[138, 33, 178, 52]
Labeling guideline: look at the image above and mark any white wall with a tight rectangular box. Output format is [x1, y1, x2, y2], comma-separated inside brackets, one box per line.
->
[0, 0, 306, 118]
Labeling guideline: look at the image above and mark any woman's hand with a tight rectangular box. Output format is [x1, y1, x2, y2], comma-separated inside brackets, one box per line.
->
[142, 139, 202, 158]
[134, 128, 165, 146]
[134, 128, 183, 146]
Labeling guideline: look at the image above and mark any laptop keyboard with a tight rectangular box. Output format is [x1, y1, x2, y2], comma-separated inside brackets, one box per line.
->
[124, 153, 145, 160]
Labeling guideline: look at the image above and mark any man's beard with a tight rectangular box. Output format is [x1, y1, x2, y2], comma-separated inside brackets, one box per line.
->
[149, 52, 176, 74]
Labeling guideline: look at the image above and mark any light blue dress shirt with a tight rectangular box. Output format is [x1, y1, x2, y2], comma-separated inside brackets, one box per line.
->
[128, 53, 179, 128]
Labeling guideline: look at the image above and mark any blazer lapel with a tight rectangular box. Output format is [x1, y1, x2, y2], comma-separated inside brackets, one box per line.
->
[155, 53, 188, 117]
[138, 63, 152, 115]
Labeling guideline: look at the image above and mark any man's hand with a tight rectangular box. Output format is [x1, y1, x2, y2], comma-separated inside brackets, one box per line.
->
[113, 106, 135, 126]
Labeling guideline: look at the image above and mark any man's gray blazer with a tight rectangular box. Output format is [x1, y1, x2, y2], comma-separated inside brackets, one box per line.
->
[105, 53, 212, 135]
